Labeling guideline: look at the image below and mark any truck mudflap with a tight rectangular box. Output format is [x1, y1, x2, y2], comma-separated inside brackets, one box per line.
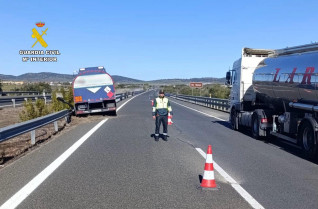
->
[251, 109, 272, 138]
[76, 107, 116, 115]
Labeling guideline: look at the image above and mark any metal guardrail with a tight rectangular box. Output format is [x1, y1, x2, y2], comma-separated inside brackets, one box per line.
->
[0, 95, 52, 108]
[115, 91, 144, 102]
[1, 90, 145, 108]
[115, 93, 130, 102]
[0, 90, 144, 144]
[0, 91, 40, 96]
[0, 109, 71, 144]
[170, 94, 230, 112]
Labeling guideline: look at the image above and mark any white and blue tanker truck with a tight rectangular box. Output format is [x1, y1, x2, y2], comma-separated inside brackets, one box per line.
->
[226, 43, 318, 159]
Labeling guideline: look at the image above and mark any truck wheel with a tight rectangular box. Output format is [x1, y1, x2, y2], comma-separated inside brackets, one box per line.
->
[230, 108, 238, 131]
[251, 114, 260, 140]
[299, 121, 317, 160]
[110, 110, 117, 116]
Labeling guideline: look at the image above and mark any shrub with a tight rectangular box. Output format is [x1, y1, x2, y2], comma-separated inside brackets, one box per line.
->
[19, 99, 39, 121]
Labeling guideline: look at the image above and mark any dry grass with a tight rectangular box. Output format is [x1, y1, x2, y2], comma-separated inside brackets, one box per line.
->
[0, 107, 108, 165]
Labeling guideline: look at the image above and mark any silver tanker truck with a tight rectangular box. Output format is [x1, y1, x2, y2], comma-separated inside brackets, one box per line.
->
[226, 43, 318, 159]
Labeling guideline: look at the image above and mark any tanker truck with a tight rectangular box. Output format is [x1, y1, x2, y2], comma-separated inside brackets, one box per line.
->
[226, 43, 318, 159]
[72, 66, 116, 116]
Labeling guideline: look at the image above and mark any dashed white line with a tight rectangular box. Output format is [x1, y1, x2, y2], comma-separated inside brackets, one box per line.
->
[170, 100, 226, 121]
[0, 92, 144, 209]
[174, 99, 264, 208]
[196, 148, 264, 209]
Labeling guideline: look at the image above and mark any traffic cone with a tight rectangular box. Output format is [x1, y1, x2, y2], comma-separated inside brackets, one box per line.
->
[200, 145, 218, 190]
[168, 112, 173, 125]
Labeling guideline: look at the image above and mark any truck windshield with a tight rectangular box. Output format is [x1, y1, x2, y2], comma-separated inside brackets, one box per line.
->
[74, 74, 113, 89]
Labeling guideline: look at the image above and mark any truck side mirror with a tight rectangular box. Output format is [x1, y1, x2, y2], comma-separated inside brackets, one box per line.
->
[226, 71, 231, 81]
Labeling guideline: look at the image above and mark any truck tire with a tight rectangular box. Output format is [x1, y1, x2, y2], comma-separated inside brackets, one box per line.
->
[230, 108, 238, 130]
[251, 114, 260, 140]
[299, 120, 318, 160]
[110, 110, 117, 116]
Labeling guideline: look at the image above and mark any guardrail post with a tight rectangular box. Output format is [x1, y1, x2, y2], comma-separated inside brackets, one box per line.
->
[65, 115, 71, 123]
[12, 99, 16, 108]
[31, 130, 35, 145]
[54, 121, 58, 132]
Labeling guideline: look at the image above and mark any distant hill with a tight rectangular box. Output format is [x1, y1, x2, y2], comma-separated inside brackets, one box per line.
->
[0, 72, 143, 84]
[0, 73, 73, 83]
[149, 77, 226, 84]
[112, 75, 143, 84]
[0, 72, 225, 84]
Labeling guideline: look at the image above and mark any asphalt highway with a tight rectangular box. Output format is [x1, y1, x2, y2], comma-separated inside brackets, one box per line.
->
[0, 91, 317, 209]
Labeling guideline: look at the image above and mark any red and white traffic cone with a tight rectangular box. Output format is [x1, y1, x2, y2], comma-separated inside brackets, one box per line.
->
[168, 112, 173, 125]
[200, 145, 218, 190]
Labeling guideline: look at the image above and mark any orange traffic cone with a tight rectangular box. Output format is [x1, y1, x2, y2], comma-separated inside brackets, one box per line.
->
[200, 145, 218, 190]
[168, 112, 173, 125]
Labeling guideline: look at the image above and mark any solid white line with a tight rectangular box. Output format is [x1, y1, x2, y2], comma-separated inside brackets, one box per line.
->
[0, 92, 143, 209]
[196, 148, 265, 209]
[170, 100, 226, 121]
[0, 119, 107, 209]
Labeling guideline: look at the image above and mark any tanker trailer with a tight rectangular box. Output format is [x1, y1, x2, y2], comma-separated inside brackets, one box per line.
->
[72, 66, 117, 116]
[226, 43, 318, 159]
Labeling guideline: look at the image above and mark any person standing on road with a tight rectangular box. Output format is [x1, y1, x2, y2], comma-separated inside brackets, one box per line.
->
[152, 90, 173, 141]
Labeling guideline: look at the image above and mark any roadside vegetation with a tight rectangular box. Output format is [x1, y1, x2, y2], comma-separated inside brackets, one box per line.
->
[3, 82, 52, 93]
[19, 86, 74, 121]
[1, 82, 71, 93]
[163, 84, 230, 99]
[115, 83, 148, 91]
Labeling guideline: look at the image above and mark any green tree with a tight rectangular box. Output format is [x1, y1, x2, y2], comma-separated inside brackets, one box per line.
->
[19, 99, 38, 121]
[208, 84, 230, 99]
[21, 82, 52, 93]
[51, 87, 74, 111]
[51, 89, 64, 111]
[35, 99, 50, 116]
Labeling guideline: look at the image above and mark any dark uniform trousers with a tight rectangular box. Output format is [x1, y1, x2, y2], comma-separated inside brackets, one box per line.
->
[155, 115, 168, 136]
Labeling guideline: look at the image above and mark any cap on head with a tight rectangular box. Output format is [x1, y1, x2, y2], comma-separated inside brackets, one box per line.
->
[159, 90, 164, 94]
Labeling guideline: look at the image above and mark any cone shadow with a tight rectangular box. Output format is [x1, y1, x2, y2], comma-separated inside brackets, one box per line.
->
[199, 174, 203, 183]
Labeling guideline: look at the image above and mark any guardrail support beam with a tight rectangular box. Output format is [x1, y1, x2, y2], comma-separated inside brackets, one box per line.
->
[12, 99, 16, 108]
[54, 121, 58, 132]
[31, 130, 35, 145]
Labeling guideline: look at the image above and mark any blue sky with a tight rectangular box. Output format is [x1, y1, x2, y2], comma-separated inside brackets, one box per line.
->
[0, 0, 317, 80]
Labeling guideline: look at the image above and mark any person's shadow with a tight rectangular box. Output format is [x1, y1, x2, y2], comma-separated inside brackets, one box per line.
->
[150, 134, 169, 141]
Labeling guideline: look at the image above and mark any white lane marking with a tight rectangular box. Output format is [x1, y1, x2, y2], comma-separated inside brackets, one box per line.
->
[196, 148, 265, 209]
[0, 119, 107, 209]
[0, 92, 143, 209]
[170, 100, 226, 121]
